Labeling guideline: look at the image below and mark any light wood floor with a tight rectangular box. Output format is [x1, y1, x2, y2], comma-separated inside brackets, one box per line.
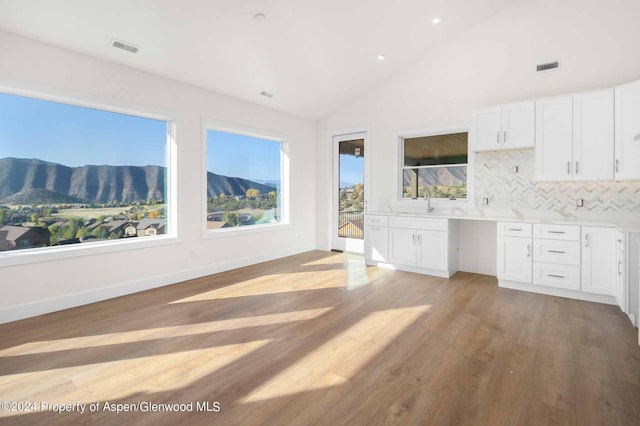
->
[1, 251, 639, 425]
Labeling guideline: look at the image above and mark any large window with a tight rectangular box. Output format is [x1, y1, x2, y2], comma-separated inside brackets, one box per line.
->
[206, 128, 286, 232]
[401, 132, 468, 200]
[0, 91, 171, 254]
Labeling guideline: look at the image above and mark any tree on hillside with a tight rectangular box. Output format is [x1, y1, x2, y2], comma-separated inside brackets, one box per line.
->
[223, 212, 240, 227]
[0, 209, 5, 225]
[246, 188, 260, 199]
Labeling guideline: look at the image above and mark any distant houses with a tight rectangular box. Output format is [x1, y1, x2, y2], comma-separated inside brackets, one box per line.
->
[0, 225, 51, 251]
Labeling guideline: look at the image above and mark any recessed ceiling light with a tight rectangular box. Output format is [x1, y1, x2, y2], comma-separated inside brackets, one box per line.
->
[432, 17, 440, 25]
[253, 13, 267, 23]
[377, 55, 385, 61]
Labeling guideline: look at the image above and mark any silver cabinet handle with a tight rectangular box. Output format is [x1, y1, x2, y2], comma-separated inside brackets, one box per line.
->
[526, 244, 531, 257]
[548, 250, 566, 254]
[567, 162, 571, 175]
[412, 234, 416, 243]
[548, 274, 566, 279]
[547, 231, 565, 234]
[508, 228, 523, 231]
[503, 130, 507, 144]
[575, 161, 579, 174]
[496, 131, 500, 144]
[618, 259, 623, 276]
[615, 159, 620, 173]
[584, 233, 589, 247]
[418, 235, 422, 245]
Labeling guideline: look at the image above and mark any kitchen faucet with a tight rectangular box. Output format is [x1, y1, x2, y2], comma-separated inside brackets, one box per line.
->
[424, 188, 433, 213]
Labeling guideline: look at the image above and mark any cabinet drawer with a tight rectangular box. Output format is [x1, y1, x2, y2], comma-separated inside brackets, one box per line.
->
[533, 263, 581, 291]
[364, 215, 389, 227]
[388, 216, 447, 231]
[533, 239, 581, 266]
[497, 222, 532, 237]
[533, 224, 580, 241]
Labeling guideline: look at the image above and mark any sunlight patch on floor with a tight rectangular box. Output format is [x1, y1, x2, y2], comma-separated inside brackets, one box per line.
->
[0, 308, 332, 356]
[1, 340, 271, 406]
[238, 305, 431, 404]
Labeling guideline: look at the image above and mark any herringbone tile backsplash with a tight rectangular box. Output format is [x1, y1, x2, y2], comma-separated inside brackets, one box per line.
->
[475, 149, 640, 213]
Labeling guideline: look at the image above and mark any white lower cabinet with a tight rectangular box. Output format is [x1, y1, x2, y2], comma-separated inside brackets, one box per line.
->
[498, 222, 625, 308]
[367, 214, 458, 278]
[581, 226, 617, 296]
[365, 225, 388, 263]
[497, 223, 532, 283]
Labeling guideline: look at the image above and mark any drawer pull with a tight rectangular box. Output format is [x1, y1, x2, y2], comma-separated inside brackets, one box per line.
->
[547, 250, 566, 254]
[507, 228, 523, 231]
[547, 231, 566, 234]
[547, 274, 566, 279]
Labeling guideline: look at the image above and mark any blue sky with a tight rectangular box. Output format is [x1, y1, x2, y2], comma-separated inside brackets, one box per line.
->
[340, 154, 364, 187]
[207, 130, 281, 181]
[0, 92, 166, 167]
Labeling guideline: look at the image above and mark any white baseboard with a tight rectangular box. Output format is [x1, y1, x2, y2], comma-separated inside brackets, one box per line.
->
[364, 259, 453, 278]
[498, 279, 617, 305]
[0, 244, 314, 325]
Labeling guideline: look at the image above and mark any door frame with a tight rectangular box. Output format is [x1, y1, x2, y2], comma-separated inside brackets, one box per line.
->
[330, 129, 369, 252]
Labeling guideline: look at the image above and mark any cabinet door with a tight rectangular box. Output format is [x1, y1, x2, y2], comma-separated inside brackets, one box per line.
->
[472, 106, 502, 151]
[365, 226, 389, 262]
[615, 231, 626, 312]
[535, 96, 573, 181]
[502, 101, 535, 149]
[416, 230, 447, 270]
[573, 90, 614, 181]
[497, 236, 532, 283]
[388, 228, 416, 266]
[581, 227, 616, 295]
[615, 80, 640, 180]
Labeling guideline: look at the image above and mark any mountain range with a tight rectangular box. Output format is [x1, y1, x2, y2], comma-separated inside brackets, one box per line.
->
[0, 157, 275, 204]
[402, 166, 466, 187]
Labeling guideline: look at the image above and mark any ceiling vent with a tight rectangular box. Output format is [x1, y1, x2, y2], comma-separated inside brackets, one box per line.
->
[536, 61, 559, 72]
[110, 38, 140, 54]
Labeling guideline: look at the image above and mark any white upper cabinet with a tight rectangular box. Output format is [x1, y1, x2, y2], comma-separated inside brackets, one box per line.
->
[573, 90, 614, 181]
[535, 90, 614, 182]
[615, 80, 640, 180]
[472, 101, 534, 152]
[535, 96, 573, 181]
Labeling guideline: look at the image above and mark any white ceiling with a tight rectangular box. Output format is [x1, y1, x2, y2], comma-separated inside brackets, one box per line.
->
[0, 0, 517, 119]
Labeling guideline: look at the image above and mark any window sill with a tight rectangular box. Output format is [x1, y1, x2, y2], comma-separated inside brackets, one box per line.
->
[204, 222, 290, 239]
[0, 234, 181, 268]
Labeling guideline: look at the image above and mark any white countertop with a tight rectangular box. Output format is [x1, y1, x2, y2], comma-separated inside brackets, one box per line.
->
[367, 208, 640, 233]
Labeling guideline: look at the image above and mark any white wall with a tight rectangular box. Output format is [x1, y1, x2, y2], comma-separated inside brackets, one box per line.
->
[316, 0, 640, 270]
[0, 31, 317, 323]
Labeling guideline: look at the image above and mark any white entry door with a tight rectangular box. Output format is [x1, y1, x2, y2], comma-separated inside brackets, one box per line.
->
[332, 133, 366, 253]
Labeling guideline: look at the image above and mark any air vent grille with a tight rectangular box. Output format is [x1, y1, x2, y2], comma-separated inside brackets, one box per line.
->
[110, 39, 140, 54]
[536, 61, 559, 72]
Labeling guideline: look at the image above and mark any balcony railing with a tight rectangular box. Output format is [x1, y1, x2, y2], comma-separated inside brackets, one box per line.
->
[338, 210, 364, 239]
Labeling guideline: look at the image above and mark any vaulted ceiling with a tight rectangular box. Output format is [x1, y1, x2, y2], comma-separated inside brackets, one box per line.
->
[0, 0, 518, 118]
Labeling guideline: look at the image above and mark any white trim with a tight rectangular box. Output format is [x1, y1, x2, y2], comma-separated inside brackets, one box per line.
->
[498, 279, 617, 305]
[0, 78, 179, 267]
[201, 119, 290, 239]
[0, 244, 315, 325]
[330, 128, 369, 252]
[395, 122, 473, 207]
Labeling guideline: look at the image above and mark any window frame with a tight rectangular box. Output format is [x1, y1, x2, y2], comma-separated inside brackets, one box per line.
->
[201, 119, 290, 239]
[0, 80, 179, 268]
[396, 123, 473, 207]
